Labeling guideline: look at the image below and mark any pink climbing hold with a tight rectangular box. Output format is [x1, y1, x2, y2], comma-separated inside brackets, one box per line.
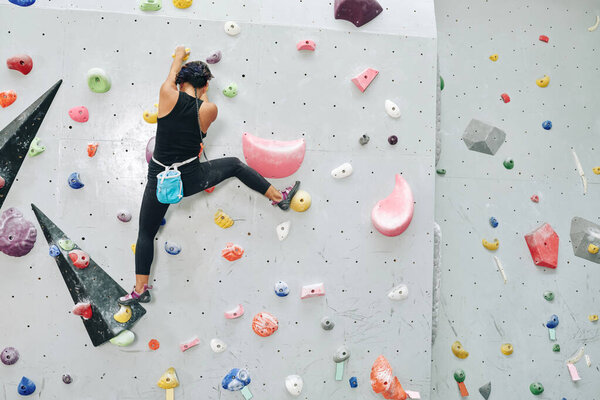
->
[300, 282, 325, 299]
[352, 68, 379, 92]
[524, 223, 559, 269]
[531, 194, 539, 203]
[0, 176, 5, 189]
[224, 304, 245, 319]
[68, 249, 90, 269]
[72, 302, 92, 320]
[296, 40, 316, 51]
[242, 132, 306, 179]
[179, 336, 201, 352]
[371, 174, 414, 237]
[6, 54, 33, 75]
[68, 106, 89, 123]
[334, 0, 383, 28]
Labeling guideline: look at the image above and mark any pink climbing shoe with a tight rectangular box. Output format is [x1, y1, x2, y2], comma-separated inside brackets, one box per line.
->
[272, 181, 300, 211]
[118, 284, 152, 305]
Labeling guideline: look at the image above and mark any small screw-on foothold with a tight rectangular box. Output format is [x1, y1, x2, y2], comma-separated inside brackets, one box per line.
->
[593, 167, 600, 175]
[49, 244, 60, 257]
[224, 21, 241, 36]
[552, 344, 561, 352]
[542, 120, 552, 130]
[206, 50, 222, 64]
[164, 241, 181, 255]
[320, 316, 335, 330]
[529, 382, 544, 395]
[589, 314, 599, 322]
[161, 218, 166, 226]
[17, 376, 36, 395]
[440, 76, 445, 90]
[482, 238, 499, 251]
[1, 347, 19, 365]
[489, 54, 498, 61]
[140, 0, 162, 11]
[86, 67, 111, 93]
[6, 54, 33, 74]
[536, 75, 550, 88]
[546, 314, 559, 329]
[68, 172, 84, 189]
[489, 217, 498, 228]
[453, 369, 466, 383]
[588, 244, 599, 254]
[148, 339, 160, 350]
[388, 135, 398, 145]
[28, 137, 45, 157]
[274, 281, 290, 297]
[87, 142, 99, 157]
[543, 291, 554, 301]
[333, 345, 350, 362]
[62, 374, 72, 384]
[531, 194, 539, 203]
[500, 93, 510, 103]
[359, 134, 370, 145]
[222, 83, 238, 98]
[500, 343, 513, 355]
[436, 169, 446, 175]
[503, 158, 514, 169]
[451, 341, 469, 359]
[117, 210, 132, 222]
[539, 35, 549, 43]
[349, 376, 358, 388]
[0, 90, 17, 108]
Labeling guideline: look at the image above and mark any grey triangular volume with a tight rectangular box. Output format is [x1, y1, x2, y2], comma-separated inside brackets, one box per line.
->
[31, 203, 146, 347]
[0, 80, 62, 211]
[478, 382, 491, 400]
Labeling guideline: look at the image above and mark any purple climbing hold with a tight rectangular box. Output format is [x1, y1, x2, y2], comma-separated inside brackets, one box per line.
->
[388, 135, 398, 145]
[0, 208, 37, 257]
[334, 0, 383, 28]
[62, 374, 72, 384]
[1, 347, 19, 365]
[146, 136, 155, 163]
[206, 51, 222, 64]
[117, 210, 132, 223]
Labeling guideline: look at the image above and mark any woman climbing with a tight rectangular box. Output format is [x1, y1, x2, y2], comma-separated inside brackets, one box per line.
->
[119, 46, 300, 305]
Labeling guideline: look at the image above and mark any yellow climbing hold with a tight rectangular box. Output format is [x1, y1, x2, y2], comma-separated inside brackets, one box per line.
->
[143, 104, 158, 124]
[501, 343, 513, 355]
[536, 75, 550, 88]
[114, 305, 132, 323]
[489, 54, 498, 62]
[172, 47, 191, 61]
[451, 341, 469, 359]
[131, 244, 136, 254]
[172, 0, 192, 9]
[157, 367, 180, 389]
[290, 190, 311, 212]
[588, 244, 599, 254]
[589, 314, 599, 322]
[482, 238, 499, 251]
[214, 209, 234, 229]
[593, 167, 600, 175]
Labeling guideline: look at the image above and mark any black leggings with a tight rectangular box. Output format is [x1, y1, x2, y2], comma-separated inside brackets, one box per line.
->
[135, 157, 272, 275]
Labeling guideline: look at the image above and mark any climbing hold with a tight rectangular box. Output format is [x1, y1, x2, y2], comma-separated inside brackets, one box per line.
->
[525, 223, 559, 268]
[542, 120, 552, 130]
[543, 291, 554, 301]
[276, 221, 291, 241]
[371, 174, 414, 237]
[172, 47, 190, 61]
[462, 119, 506, 155]
[385, 100, 401, 118]
[536, 75, 550, 88]
[589, 314, 598, 322]
[180, 336, 201, 352]
[297, 40, 316, 51]
[0, 90, 17, 108]
[1, 347, 19, 365]
[68, 249, 90, 269]
[6, 54, 33, 75]
[49, 244, 60, 257]
[86, 68, 111, 93]
[17, 376, 36, 396]
[72, 302, 92, 319]
[87, 142, 98, 157]
[148, 339, 160, 350]
[242, 132, 306, 178]
[301, 282, 325, 299]
[224, 304, 244, 319]
[223, 82, 238, 98]
[161, 218, 166, 225]
[252, 312, 279, 337]
[0, 176, 4, 189]
[531, 194, 539, 203]
[478, 382, 491, 400]
[489, 54, 498, 61]
[114, 305, 132, 323]
[109, 330, 135, 346]
[333, 345, 350, 362]
[164, 241, 181, 255]
[117, 210, 132, 223]
[62, 374, 72, 384]
[214, 209, 234, 228]
[173, 0, 192, 9]
[222, 242, 244, 261]
[321, 316, 335, 330]
[387, 284, 408, 301]
[68, 106, 89, 123]
[570, 217, 600, 264]
[388, 135, 398, 145]
[210, 338, 227, 353]
[58, 238, 74, 251]
[589, 15, 600, 32]
[206, 50, 222, 64]
[68, 172, 84, 189]
[436, 169, 446, 175]
[143, 104, 158, 123]
[454, 369, 469, 397]
[529, 382, 544, 395]
[349, 376, 358, 388]
[451, 341, 469, 359]
[489, 217, 498, 228]
[285, 375, 303, 396]
[205, 186, 215, 193]
[500, 343, 513, 355]
[539, 35, 549, 42]
[157, 367, 179, 389]
[0, 208, 37, 257]
[440, 76, 445, 91]
[331, 162, 353, 179]
[593, 167, 600, 175]
[359, 134, 370, 145]
[27, 137, 45, 157]
[333, 0, 383, 27]
[222, 368, 251, 391]
[274, 281, 290, 297]
[146, 136, 155, 163]
[224, 21, 241, 36]
[140, 0, 161, 11]
[553, 344, 561, 352]
[370, 355, 393, 394]
[290, 190, 311, 212]
[546, 314, 559, 329]
[503, 158, 514, 169]
[500, 93, 510, 103]
[351, 68, 379, 92]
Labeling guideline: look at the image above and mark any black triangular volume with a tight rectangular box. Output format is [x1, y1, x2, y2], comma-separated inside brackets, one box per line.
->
[0, 80, 62, 211]
[31, 204, 146, 347]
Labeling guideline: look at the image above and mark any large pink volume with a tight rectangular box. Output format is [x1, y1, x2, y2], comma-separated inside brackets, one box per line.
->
[242, 132, 306, 179]
[371, 174, 414, 237]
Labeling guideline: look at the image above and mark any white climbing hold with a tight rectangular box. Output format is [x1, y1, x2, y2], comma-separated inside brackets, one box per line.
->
[571, 149, 587, 194]
[276, 221, 290, 241]
[588, 15, 600, 32]
[566, 347, 585, 364]
[224, 21, 241, 36]
[493, 256, 508, 284]
[385, 99, 401, 118]
[585, 354, 591, 367]
[387, 284, 408, 300]
[331, 162, 353, 179]
[285, 375, 303, 396]
[210, 338, 227, 353]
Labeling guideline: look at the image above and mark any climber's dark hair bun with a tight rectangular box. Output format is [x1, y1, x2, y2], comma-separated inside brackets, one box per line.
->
[175, 61, 214, 88]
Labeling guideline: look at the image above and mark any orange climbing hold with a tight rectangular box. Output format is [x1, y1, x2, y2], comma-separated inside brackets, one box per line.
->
[87, 143, 98, 157]
[370, 355, 406, 400]
[222, 243, 244, 261]
[252, 312, 279, 337]
[0, 90, 17, 108]
[148, 339, 160, 350]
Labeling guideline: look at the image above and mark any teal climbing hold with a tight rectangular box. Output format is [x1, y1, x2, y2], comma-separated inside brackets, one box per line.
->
[86, 68, 111, 93]
[223, 83, 238, 98]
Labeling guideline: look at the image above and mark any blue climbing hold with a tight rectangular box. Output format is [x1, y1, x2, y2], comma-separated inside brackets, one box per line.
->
[161, 218, 166, 226]
[9, 0, 36, 6]
[164, 241, 181, 255]
[489, 217, 498, 228]
[49, 244, 60, 257]
[274, 281, 290, 297]
[222, 368, 251, 391]
[542, 120, 552, 130]
[17, 376, 36, 396]
[546, 314, 559, 329]
[349, 376, 358, 388]
[68, 172, 84, 189]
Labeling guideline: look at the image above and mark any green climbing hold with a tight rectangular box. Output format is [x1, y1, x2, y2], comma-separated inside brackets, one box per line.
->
[436, 169, 446, 175]
[503, 158, 514, 170]
[28, 137, 45, 157]
[140, 0, 161, 10]
[543, 291, 554, 301]
[529, 382, 544, 395]
[223, 83, 238, 98]
[58, 238, 75, 251]
[453, 369, 466, 383]
[109, 330, 135, 346]
[86, 68, 111, 93]
[552, 344, 560, 352]
[440, 76, 444, 91]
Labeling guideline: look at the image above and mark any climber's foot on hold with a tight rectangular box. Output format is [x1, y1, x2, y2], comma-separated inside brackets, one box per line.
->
[273, 181, 301, 211]
[118, 284, 152, 305]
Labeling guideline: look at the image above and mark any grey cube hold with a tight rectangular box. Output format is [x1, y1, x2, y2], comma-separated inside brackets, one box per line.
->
[570, 217, 600, 264]
[462, 119, 506, 155]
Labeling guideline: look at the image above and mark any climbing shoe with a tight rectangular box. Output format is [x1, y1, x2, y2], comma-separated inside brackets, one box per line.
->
[118, 284, 152, 305]
[274, 181, 300, 211]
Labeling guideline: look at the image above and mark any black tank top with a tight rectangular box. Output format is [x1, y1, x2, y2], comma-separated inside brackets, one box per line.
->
[153, 91, 207, 165]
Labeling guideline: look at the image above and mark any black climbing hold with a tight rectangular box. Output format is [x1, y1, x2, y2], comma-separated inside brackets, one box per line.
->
[478, 382, 491, 400]
[31, 204, 146, 346]
[0, 80, 62, 211]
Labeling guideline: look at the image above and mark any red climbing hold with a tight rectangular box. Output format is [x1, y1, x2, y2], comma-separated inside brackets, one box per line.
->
[148, 339, 160, 350]
[530, 194, 539, 203]
[524, 223, 559, 269]
[68, 249, 90, 269]
[539, 35, 549, 43]
[205, 186, 215, 193]
[72, 302, 92, 320]
[6, 55, 33, 75]
[334, 0, 383, 28]
[0, 90, 17, 108]
[500, 93, 510, 103]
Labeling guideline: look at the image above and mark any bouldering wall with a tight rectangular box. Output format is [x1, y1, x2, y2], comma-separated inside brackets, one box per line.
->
[433, 0, 600, 399]
[0, 1, 437, 399]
